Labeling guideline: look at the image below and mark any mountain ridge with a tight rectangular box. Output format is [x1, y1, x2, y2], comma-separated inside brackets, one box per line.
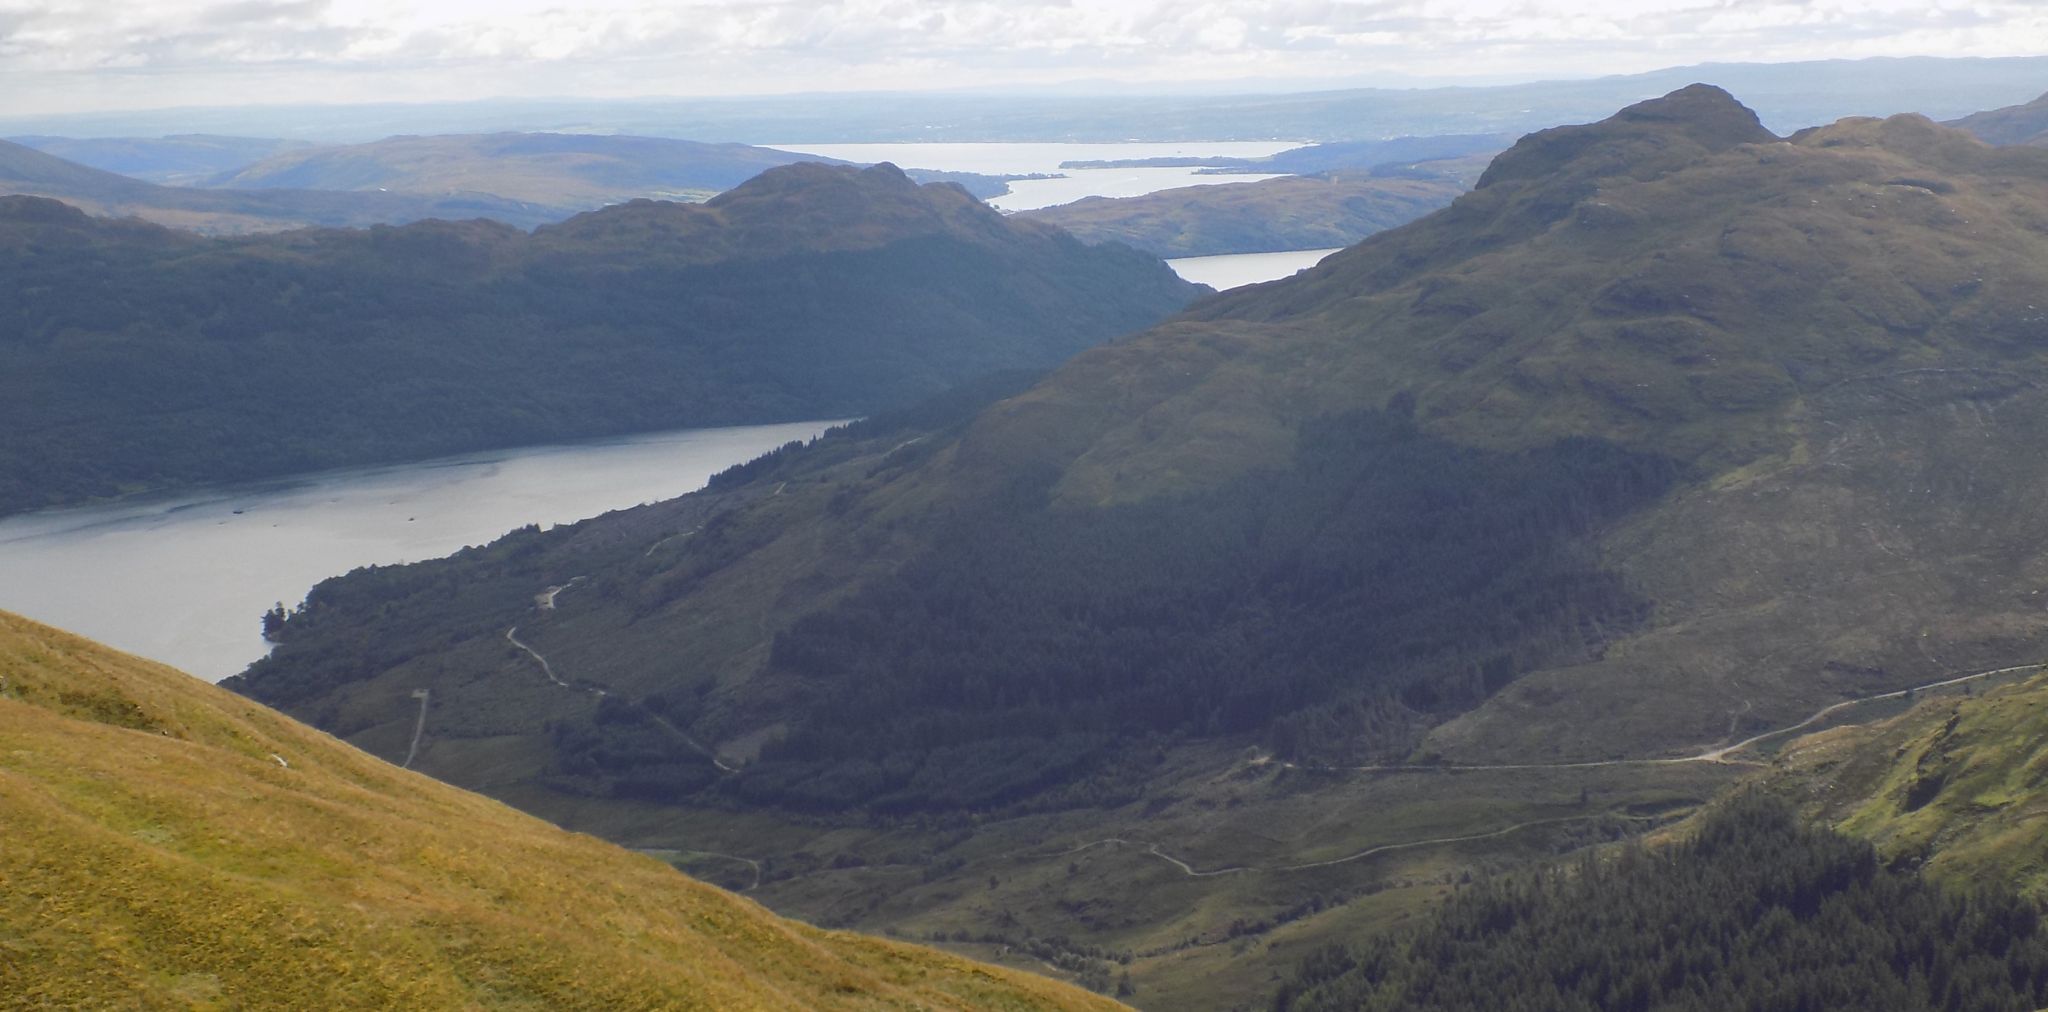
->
[200, 131, 1026, 213]
[0, 162, 1198, 515]
[1947, 90, 2048, 146]
[0, 137, 553, 233]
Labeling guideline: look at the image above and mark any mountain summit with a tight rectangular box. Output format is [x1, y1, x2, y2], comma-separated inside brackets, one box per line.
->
[1475, 83, 1778, 190]
[531, 162, 1033, 266]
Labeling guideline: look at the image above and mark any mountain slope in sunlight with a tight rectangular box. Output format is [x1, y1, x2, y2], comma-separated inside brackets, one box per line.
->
[0, 610, 1123, 1010]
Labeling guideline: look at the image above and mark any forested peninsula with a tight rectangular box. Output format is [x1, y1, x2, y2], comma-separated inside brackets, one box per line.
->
[0, 162, 1199, 516]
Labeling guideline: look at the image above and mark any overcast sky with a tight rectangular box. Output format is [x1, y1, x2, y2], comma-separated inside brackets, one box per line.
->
[4, 0, 2047, 116]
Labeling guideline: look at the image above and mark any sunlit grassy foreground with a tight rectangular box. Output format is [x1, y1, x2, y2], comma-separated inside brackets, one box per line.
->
[0, 610, 1122, 1010]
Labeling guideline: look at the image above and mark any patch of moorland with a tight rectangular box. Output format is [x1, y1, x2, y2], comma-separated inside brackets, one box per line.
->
[1016, 172, 1467, 257]
[0, 162, 1197, 516]
[1769, 666, 2048, 901]
[233, 86, 2048, 1004]
[0, 610, 1124, 1010]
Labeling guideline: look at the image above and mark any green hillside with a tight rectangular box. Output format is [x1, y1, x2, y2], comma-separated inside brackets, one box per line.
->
[0, 610, 1124, 1010]
[0, 162, 1197, 516]
[1770, 667, 2048, 901]
[230, 86, 2048, 1005]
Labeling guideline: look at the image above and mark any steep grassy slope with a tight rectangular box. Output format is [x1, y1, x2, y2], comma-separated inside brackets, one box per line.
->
[1771, 667, 2048, 901]
[0, 137, 548, 233]
[0, 162, 1197, 515]
[1016, 173, 1466, 257]
[232, 86, 2048, 1005]
[0, 610, 1123, 1010]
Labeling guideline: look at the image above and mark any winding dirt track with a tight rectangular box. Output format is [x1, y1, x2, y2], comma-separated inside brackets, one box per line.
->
[1054, 813, 1643, 879]
[399, 688, 430, 769]
[493, 587, 2038, 892]
[1047, 661, 2042, 882]
[505, 625, 577, 690]
[1292, 661, 2042, 776]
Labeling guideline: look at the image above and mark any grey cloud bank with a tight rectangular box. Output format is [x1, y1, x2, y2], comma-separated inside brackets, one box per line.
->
[3, 1, 2047, 116]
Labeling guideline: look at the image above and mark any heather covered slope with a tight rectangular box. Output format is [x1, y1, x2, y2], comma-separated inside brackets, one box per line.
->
[0, 162, 1198, 515]
[0, 610, 1124, 1010]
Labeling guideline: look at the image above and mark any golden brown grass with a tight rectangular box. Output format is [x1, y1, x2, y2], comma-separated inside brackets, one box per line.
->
[0, 611, 1123, 1011]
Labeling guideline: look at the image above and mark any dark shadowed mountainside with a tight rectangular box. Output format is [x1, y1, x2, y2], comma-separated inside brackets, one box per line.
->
[0, 162, 1198, 516]
[232, 85, 2048, 1006]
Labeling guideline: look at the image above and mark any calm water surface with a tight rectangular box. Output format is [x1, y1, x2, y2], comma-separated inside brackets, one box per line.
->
[0, 421, 838, 682]
[1167, 248, 1344, 290]
[768, 141, 1298, 210]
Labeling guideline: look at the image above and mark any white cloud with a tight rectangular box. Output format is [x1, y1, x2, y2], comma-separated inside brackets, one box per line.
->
[2, 0, 2046, 114]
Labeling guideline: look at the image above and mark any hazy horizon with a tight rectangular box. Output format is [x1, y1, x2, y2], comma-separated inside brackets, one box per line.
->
[5, 1, 2045, 120]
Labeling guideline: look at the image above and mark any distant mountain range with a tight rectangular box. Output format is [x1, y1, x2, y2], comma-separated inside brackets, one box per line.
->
[0, 162, 1198, 516]
[0, 610, 1122, 1010]
[231, 86, 2048, 1005]
[1018, 171, 1468, 257]
[2, 132, 1027, 235]
[1021, 135, 1494, 257]
[0, 137, 551, 232]
[7, 56, 2046, 142]
[1057, 134, 1510, 176]
[6, 133, 310, 185]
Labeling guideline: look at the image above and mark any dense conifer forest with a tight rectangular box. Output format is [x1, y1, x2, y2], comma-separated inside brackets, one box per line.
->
[727, 410, 1682, 811]
[1273, 795, 2048, 1011]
